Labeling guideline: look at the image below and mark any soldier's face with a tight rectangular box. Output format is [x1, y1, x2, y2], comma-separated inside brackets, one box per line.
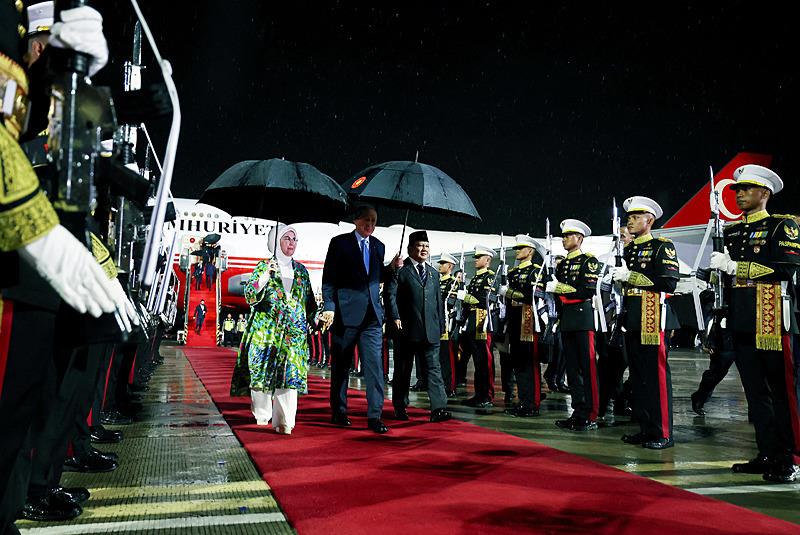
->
[515, 246, 532, 261]
[734, 185, 769, 212]
[438, 261, 454, 275]
[354, 209, 378, 237]
[626, 213, 653, 235]
[561, 233, 582, 251]
[474, 255, 490, 269]
[408, 241, 429, 262]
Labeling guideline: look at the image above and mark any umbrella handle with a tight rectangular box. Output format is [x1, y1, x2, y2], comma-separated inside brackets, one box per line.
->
[398, 209, 409, 257]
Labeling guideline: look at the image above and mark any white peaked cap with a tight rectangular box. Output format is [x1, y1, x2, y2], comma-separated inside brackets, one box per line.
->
[27, 2, 53, 35]
[513, 234, 537, 248]
[438, 252, 457, 265]
[731, 164, 783, 194]
[473, 244, 495, 258]
[560, 219, 592, 237]
[623, 196, 663, 219]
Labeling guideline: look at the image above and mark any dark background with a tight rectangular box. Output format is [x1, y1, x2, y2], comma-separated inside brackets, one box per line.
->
[97, 1, 798, 234]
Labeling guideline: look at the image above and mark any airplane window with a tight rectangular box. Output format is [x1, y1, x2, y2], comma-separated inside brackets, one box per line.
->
[191, 212, 196, 217]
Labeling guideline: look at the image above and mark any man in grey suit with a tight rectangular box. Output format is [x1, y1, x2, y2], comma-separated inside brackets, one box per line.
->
[321, 205, 399, 433]
[385, 231, 452, 423]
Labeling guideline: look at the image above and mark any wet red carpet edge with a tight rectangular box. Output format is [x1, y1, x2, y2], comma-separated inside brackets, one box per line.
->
[183, 347, 797, 535]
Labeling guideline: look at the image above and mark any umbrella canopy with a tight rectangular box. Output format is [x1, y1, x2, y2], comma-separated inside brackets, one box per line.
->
[199, 159, 349, 224]
[342, 161, 481, 221]
[203, 233, 221, 244]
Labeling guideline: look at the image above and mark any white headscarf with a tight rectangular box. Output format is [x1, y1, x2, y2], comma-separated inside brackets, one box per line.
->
[268, 223, 297, 294]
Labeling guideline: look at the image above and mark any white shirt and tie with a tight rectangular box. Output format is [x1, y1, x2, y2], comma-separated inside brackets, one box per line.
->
[409, 257, 428, 284]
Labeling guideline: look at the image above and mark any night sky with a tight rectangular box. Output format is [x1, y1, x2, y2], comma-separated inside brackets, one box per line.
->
[99, 2, 798, 235]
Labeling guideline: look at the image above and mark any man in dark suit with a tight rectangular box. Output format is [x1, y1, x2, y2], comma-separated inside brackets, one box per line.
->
[194, 300, 207, 334]
[385, 231, 453, 423]
[321, 205, 399, 433]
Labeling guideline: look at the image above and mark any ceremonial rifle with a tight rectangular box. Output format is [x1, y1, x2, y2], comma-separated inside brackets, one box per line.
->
[705, 166, 726, 350]
[453, 244, 467, 331]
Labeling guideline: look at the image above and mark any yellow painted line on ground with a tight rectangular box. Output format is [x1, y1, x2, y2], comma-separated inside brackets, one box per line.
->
[613, 460, 747, 472]
[87, 480, 271, 500]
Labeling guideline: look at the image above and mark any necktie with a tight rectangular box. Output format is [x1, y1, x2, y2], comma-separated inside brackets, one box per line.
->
[417, 263, 426, 283]
[361, 238, 370, 274]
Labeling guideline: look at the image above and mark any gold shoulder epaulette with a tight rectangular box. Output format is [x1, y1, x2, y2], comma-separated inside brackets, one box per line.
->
[583, 252, 595, 257]
[771, 213, 796, 220]
[657, 237, 672, 242]
[488, 269, 496, 275]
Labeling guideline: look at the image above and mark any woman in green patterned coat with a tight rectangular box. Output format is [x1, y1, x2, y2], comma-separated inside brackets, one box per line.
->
[230, 224, 317, 434]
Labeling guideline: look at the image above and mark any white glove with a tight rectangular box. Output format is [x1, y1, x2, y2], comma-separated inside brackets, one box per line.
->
[19, 225, 117, 317]
[545, 278, 559, 293]
[612, 266, 631, 283]
[710, 250, 737, 275]
[498, 285, 509, 297]
[109, 279, 140, 332]
[601, 271, 614, 285]
[49, 6, 109, 77]
[456, 289, 467, 301]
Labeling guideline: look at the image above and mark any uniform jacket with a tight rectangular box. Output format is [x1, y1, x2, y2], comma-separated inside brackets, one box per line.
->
[553, 250, 600, 332]
[621, 234, 680, 332]
[322, 231, 389, 327]
[463, 267, 495, 336]
[504, 254, 544, 341]
[385, 258, 444, 344]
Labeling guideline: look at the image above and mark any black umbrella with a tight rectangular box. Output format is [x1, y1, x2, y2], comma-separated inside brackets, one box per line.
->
[203, 233, 221, 244]
[342, 159, 481, 251]
[199, 159, 349, 224]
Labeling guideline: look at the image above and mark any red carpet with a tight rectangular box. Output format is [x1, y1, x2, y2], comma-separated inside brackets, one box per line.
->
[184, 347, 798, 534]
[186, 286, 217, 347]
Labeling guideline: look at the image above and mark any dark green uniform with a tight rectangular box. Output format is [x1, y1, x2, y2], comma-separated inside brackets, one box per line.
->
[622, 233, 679, 441]
[461, 268, 495, 403]
[553, 250, 600, 422]
[438, 273, 459, 393]
[505, 255, 544, 413]
[723, 210, 800, 470]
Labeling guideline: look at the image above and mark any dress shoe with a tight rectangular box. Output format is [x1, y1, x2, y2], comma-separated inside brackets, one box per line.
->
[392, 408, 409, 421]
[556, 383, 571, 394]
[410, 382, 427, 392]
[63, 451, 118, 473]
[510, 407, 539, 418]
[367, 418, 388, 434]
[555, 417, 575, 430]
[430, 408, 452, 422]
[503, 393, 514, 407]
[456, 381, 467, 388]
[571, 419, 598, 432]
[90, 425, 123, 444]
[762, 463, 799, 483]
[20, 494, 82, 521]
[732, 455, 774, 474]
[621, 432, 645, 445]
[92, 447, 119, 462]
[52, 486, 90, 505]
[330, 413, 352, 426]
[539, 392, 547, 401]
[130, 384, 150, 393]
[446, 390, 458, 398]
[690, 392, 706, 416]
[642, 437, 674, 450]
[99, 410, 132, 425]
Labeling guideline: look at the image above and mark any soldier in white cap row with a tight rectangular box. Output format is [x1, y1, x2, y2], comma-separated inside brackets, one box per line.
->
[498, 234, 546, 417]
[437, 252, 460, 396]
[710, 164, 800, 483]
[548, 219, 601, 431]
[612, 196, 681, 449]
[455, 245, 496, 407]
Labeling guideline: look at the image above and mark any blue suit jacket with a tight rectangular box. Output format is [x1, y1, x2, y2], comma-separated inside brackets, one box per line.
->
[322, 231, 388, 327]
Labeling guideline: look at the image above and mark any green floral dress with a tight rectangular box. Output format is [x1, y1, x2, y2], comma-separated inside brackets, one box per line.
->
[230, 259, 317, 396]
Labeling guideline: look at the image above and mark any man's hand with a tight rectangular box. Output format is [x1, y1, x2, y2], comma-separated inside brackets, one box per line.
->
[394, 319, 402, 330]
[498, 285, 509, 297]
[612, 266, 631, 283]
[391, 254, 403, 269]
[710, 250, 737, 275]
[456, 289, 466, 301]
[545, 278, 559, 293]
[320, 310, 335, 332]
[49, 6, 109, 77]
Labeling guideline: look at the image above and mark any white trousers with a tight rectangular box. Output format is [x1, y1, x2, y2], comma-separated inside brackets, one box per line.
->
[251, 389, 297, 429]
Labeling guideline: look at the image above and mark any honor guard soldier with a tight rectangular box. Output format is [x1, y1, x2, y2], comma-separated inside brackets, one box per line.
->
[709, 165, 800, 483]
[456, 245, 496, 407]
[438, 252, 459, 396]
[499, 234, 545, 417]
[236, 313, 247, 346]
[612, 197, 680, 449]
[549, 220, 601, 431]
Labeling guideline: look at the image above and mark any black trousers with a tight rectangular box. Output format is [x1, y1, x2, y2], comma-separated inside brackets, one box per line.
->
[413, 351, 428, 387]
[626, 331, 673, 440]
[694, 349, 737, 405]
[438, 338, 457, 393]
[509, 336, 541, 411]
[562, 331, 600, 421]
[733, 332, 799, 465]
[460, 333, 495, 401]
[0, 302, 56, 531]
[596, 331, 628, 416]
[544, 332, 567, 387]
[392, 338, 447, 411]
[498, 349, 514, 398]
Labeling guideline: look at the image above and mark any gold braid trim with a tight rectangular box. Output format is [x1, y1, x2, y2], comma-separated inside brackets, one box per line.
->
[0, 191, 59, 252]
[735, 261, 775, 280]
[463, 294, 479, 305]
[640, 290, 661, 346]
[628, 271, 654, 287]
[0, 53, 29, 140]
[90, 232, 118, 280]
[520, 304, 535, 342]
[755, 283, 782, 351]
[554, 282, 577, 294]
[440, 332, 449, 341]
[507, 289, 524, 300]
[475, 308, 488, 340]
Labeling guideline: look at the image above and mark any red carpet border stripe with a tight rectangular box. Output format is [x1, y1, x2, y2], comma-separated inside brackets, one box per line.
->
[183, 347, 799, 535]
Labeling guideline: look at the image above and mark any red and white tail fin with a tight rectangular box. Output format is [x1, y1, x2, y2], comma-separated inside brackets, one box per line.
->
[661, 152, 773, 229]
